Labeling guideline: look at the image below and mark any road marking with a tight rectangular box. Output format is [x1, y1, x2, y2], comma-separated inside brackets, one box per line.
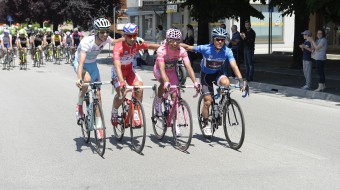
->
[274, 144, 327, 160]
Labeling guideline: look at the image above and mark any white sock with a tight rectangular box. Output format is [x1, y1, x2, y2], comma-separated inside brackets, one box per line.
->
[95, 117, 102, 129]
[112, 108, 118, 114]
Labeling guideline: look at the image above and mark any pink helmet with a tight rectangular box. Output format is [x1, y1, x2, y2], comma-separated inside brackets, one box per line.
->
[166, 28, 182, 39]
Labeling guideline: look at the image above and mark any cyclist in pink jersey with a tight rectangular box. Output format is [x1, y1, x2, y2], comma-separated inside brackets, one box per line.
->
[111, 23, 160, 126]
[153, 28, 199, 116]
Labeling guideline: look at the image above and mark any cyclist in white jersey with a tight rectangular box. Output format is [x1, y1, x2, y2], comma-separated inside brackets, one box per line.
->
[74, 18, 124, 124]
[1, 29, 12, 64]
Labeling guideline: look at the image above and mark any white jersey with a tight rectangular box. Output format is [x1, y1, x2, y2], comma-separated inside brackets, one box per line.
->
[1, 34, 11, 45]
[74, 35, 113, 63]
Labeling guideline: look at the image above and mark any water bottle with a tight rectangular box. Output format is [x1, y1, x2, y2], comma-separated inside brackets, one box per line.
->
[164, 99, 170, 116]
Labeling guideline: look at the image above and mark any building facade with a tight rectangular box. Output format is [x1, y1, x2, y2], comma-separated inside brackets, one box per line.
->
[125, 0, 295, 53]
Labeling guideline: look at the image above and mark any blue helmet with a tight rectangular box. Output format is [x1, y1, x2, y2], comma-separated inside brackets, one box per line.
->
[123, 23, 138, 34]
[212, 27, 228, 38]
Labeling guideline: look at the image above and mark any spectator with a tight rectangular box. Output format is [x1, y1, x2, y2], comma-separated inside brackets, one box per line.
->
[240, 20, 256, 81]
[220, 23, 231, 46]
[229, 25, 241, 77]
[299, 30, 313, 90]
[155, 25, 165, 44]
[307, 29, 328, 92]
[183, 24, 195, 64]
[336, 27, 340, 46]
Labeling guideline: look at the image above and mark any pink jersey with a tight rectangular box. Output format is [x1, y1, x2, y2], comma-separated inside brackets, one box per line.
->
[155, 45, 189, 71]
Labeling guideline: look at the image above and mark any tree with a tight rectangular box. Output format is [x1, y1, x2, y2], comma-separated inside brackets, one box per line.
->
[2, 0, 123, 30]
[173, 0, 266, 45]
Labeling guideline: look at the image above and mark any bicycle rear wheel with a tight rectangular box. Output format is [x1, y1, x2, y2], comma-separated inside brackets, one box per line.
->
[172, 99, 193, 151]
[223, 99, 245, 150]
[93, 101, 106, 157]
[130, 99, 146, 154]
[80, 98, 90, 143]
[151, 96, 167, 140]
[112, 102, 125, 141]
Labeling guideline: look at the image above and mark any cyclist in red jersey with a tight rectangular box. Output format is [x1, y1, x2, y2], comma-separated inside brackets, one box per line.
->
[111, 23, 160, 125]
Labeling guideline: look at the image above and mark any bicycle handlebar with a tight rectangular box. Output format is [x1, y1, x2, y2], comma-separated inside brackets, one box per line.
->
[165, 84, 200, 98]
[118, 84, 157, 100]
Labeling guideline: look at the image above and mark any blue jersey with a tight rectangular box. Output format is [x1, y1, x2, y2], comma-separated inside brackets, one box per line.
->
[193, 44, 235, 74]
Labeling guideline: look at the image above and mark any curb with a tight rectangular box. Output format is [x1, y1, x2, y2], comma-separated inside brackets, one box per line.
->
[250, 82, 340, 102]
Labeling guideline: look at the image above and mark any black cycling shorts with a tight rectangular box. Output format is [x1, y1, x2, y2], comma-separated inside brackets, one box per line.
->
[200, 72, 227, 96]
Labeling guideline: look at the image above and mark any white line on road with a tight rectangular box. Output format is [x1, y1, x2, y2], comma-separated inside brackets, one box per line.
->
[274, 144, 327, 160]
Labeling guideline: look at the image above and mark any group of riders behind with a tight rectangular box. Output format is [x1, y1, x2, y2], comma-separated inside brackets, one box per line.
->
[0, 25, 82, 65]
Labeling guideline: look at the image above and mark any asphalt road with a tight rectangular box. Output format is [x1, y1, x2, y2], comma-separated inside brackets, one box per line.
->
[0, 55, 340, 190]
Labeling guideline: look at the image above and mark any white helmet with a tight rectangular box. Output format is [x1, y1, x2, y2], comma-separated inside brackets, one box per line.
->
[66, 31, 71, 36]
[93, 18, 111, 30]
[166, 28, 182, 39]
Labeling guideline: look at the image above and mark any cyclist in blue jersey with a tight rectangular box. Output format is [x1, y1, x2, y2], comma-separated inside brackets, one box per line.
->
[181, 27, 246, 137]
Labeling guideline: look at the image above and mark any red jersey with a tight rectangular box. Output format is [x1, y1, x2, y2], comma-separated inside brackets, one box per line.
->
[113, 41, 149, 66]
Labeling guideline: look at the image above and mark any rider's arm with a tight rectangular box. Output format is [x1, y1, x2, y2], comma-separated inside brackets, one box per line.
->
[158, 61, 169, 83]
[112, 43, 124, 84]
[113, 60, 124, 84]
[145, 43, 160, 50]
[26, 37, 29, 48]
[77, 50, 86, 80]
[181, 49, 196, 83]
[9, 36, 12, 49]
[110, 37, 124, 46]
[230, 59, 242, 79]
[180, 43, 195, 51]
[16, 38, 21, 49]
[42, 36, 47, 48]
[1, 36, 4, 49]
[52, 35, 55, 46]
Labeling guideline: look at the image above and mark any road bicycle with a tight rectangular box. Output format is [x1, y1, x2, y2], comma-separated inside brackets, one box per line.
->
[64, 45, 72, 64]
[33, 47, 43, 67]
[78, 81, 111, 157]
[54, 46, 61, 64]
[2, 48, 14, 70]
[197, 81, 249, 150]
[19, 47, 28, 70]
[151, 84, 199, 152]
[112, 84, 157, 154]
[46, 44, 54, 62]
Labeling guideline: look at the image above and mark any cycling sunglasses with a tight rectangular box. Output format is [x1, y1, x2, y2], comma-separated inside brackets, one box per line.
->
[215, 38, 225, 42]
[125, 34, 138, 38]
[98, 30, 110, 34]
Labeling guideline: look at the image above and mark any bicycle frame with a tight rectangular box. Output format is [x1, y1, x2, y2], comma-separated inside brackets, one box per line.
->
[120, 84, 157, 125]
[163, 85, 199, 127]
[83, 81, 111, 130]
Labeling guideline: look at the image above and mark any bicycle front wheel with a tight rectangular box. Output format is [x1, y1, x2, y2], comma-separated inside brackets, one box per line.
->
[172, 99, 193, 152]
[223, 99, 245, 150]
[130, 100, 146, 154]
[151, 96, 167, 140]
[93, 101, 106, 157]
[81, 99, 90, 143]
[112, 102, 125, 141]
